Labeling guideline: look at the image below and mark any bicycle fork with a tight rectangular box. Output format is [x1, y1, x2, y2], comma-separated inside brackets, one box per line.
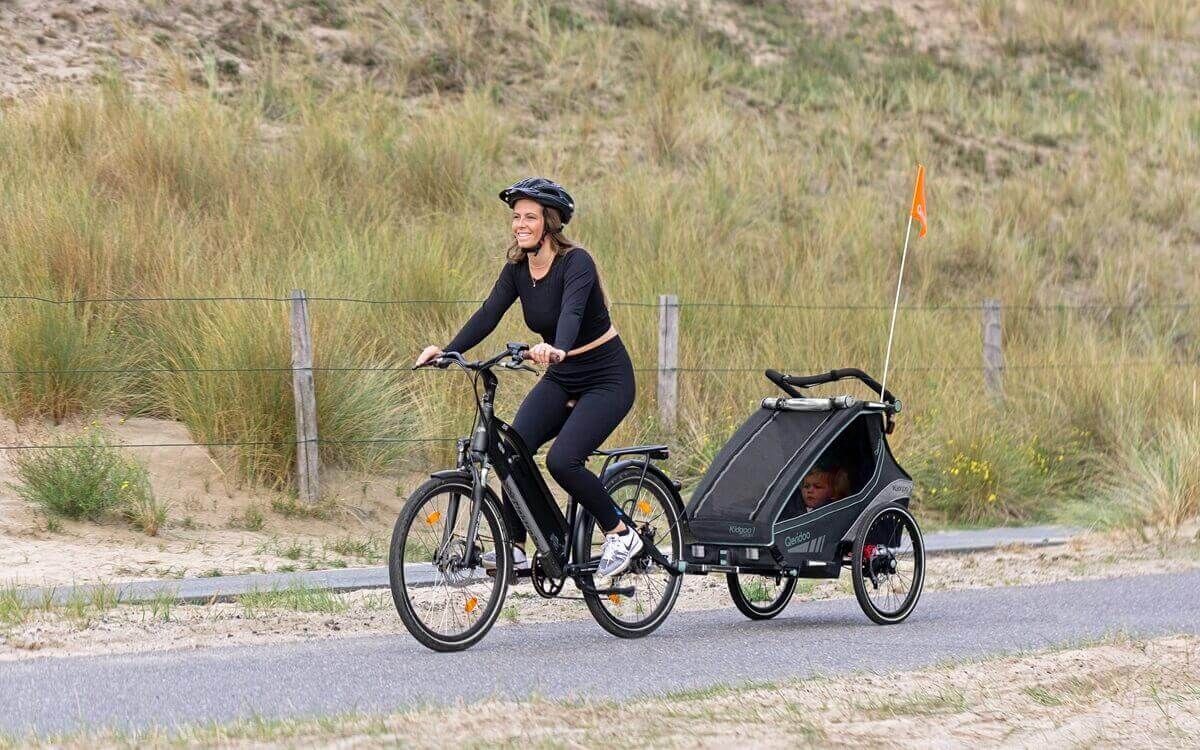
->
[434, 461, 490, 570]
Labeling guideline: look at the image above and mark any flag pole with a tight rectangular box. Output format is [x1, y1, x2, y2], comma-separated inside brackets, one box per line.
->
[879, 212, 914, 401]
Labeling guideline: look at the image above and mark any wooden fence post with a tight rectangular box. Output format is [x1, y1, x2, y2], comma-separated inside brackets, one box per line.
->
[982, 298, 1004, 400]
[290, 289, 320, 503]
[657, 294, 680, 432]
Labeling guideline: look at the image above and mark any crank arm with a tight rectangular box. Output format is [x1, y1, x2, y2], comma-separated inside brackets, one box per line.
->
[640, 536, 680, 575]
[564, 561, 601, 576]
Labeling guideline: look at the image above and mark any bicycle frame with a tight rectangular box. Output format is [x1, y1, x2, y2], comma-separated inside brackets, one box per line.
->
[436, 354, 672, 586]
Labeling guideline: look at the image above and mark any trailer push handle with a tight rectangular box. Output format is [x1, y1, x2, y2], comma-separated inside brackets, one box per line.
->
[766, 368, 898, 405]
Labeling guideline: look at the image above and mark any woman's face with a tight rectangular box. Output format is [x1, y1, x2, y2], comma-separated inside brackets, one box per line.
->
[802, 472, 834, 509]
[511, 198, 545, 251]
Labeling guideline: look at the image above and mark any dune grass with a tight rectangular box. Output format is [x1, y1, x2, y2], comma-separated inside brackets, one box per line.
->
[0, 0, 1196, 529]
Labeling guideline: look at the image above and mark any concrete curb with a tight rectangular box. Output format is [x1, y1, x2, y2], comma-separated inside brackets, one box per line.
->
[15, 524, 1082, 606]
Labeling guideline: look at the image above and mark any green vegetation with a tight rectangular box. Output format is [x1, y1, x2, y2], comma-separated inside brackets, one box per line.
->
[238, 584, 346, 616]
[325, 535, 384, 562]
[0, 585, 25, 626]
[1071, 421, 1200, 539]
[142, 591, 175, 623]
[0, 0, 1196, 531]
[739, 577, 774, 603]
[230, 505, 266, 531]
[8, 428, 165, 533]
[854, 688, 968, 719]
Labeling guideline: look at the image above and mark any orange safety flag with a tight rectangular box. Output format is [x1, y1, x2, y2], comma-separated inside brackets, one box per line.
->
[910, 163, 927, 238]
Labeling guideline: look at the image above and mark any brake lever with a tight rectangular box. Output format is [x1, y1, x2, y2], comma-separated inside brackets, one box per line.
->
[501, 357, 539, 374]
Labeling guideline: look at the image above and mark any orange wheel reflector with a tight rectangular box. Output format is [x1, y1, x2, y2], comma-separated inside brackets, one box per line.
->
[465, 597, 478, 614]
[608, 593, 622, 605]
[636, 500, 652, 515]
[425, 510, 441, 525]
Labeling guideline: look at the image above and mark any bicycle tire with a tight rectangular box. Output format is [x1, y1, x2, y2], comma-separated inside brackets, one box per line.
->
[388, 476, 511, 652]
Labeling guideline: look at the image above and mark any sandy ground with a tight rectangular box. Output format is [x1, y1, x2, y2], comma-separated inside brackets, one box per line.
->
[21, 634, 1200, 747]
[0, 0, 384, 102]
[0, 415, 428, 587]
[2, 533, 1198, 662]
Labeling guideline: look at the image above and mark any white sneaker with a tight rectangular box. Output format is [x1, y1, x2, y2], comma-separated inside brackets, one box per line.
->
[482, 546, 530, 572]
[596, 527, 644, 578]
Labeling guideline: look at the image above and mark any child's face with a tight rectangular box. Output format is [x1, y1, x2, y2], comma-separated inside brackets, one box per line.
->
[802, 472, 834, 509]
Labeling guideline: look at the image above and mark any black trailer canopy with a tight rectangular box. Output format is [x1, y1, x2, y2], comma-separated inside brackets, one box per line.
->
[684, 403, 866, 545]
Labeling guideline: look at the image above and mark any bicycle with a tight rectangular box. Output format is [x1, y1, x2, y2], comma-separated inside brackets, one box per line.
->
[390, 342, 685, 652]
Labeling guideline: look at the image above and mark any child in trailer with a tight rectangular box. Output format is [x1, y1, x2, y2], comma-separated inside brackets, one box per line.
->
[800, 460, 851, 512]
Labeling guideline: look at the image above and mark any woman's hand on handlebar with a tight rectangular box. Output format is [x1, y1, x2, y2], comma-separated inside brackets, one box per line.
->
[414, 345, 443, 368]
[526, 343, 565, 365]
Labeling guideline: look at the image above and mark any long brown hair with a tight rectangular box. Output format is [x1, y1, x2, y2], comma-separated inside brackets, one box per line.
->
[505, 203, 611, 310]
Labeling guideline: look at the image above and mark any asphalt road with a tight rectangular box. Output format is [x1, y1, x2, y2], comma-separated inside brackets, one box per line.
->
[3, 569, 1197, 739]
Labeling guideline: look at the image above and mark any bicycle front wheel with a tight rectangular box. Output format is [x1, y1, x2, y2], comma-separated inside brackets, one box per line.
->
[389, 476, 510, 652]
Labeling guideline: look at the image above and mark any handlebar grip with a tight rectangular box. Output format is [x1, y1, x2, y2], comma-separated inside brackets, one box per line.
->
[521, 350, 563, 364]
[764, 369, 803, 398]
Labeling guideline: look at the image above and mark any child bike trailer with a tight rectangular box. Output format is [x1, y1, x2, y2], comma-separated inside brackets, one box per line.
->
[680, 368, 925, 624]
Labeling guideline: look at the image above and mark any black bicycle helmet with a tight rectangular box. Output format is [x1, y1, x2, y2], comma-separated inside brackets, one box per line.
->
[499, 177, 576, 225]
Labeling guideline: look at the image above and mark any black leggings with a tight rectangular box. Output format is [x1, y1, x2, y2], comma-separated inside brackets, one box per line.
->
[504, 335, 636, 545]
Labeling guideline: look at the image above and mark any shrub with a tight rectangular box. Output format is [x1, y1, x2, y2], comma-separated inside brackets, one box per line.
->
[10, 428, 161, 531]
[908, 417, 1093, 527]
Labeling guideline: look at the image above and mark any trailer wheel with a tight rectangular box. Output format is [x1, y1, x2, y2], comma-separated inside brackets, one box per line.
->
[726, 573, 797, 620]
[852, 502, 925, 624]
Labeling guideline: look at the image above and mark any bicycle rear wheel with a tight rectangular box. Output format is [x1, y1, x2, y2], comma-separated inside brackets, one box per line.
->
[389, 477, 510, 652]
[581, 467, 683, 639]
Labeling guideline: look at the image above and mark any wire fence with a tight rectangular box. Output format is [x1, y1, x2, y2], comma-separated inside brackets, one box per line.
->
[0, 291, 1195, 456]
[0, 360, 1196, 377]
[1, 293, 1194, 311]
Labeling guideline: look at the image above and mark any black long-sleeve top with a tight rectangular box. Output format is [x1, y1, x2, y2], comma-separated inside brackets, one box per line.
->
[443, 247, 611, 356]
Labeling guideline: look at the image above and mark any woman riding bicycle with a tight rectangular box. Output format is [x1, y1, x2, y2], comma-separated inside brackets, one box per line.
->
[414, 177, 642, 579]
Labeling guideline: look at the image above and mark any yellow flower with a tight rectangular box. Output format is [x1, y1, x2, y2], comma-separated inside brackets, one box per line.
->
[987, 493, 997, 503]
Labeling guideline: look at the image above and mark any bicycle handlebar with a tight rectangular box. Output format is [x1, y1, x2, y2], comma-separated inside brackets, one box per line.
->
[411, 343, 561, 372]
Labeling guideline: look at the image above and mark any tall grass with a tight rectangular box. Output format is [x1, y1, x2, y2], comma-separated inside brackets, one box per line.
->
[1068, 420, 1200, 540]
[0, 0, 1196, 526]
[0, 302, 135, 422]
